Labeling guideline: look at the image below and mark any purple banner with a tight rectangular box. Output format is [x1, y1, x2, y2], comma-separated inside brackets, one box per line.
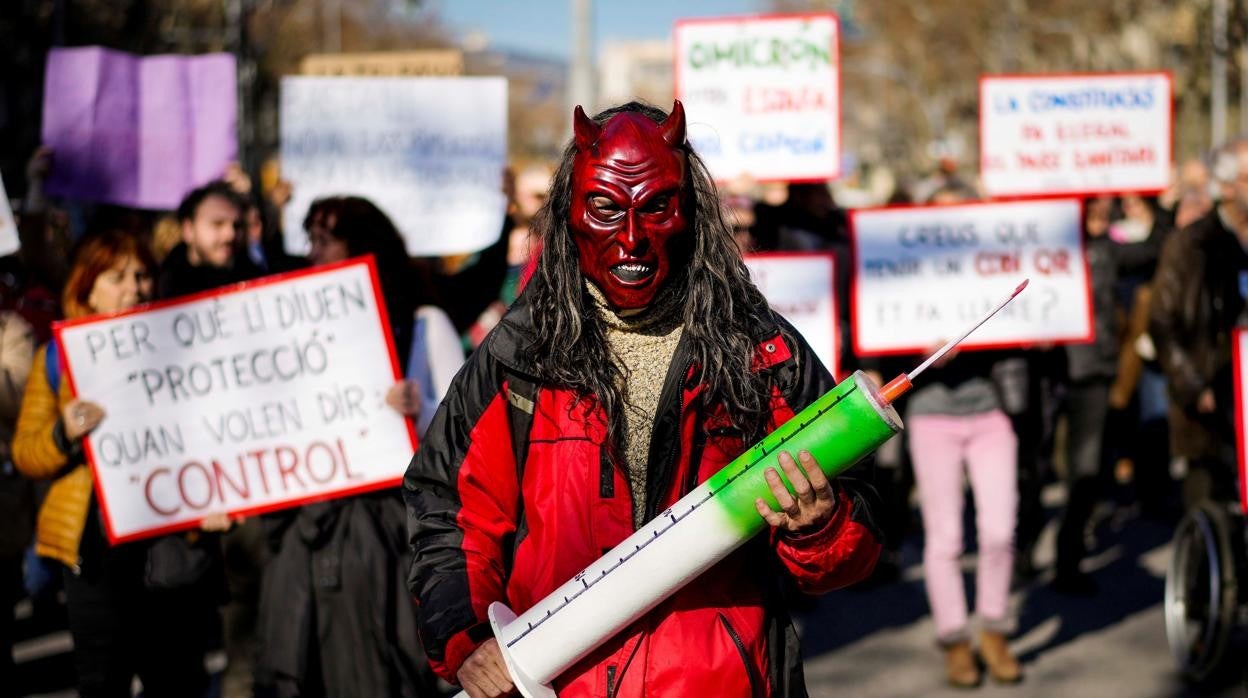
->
[41, 47, 237, 210]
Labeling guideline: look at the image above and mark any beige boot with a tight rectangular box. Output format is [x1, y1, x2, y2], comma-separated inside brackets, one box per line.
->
[979, 631, 1022, 684]
[944, 641, 981, 688]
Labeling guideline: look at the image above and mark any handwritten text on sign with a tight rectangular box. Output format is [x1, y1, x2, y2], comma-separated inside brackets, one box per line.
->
[675, 13, 840, 182]
[281, 77, 508, 257]
[744, 253, 838, 378]
[54, 260, 415, 543]
[980, 72, 1172, 197]
[851, 199, 1092, 356]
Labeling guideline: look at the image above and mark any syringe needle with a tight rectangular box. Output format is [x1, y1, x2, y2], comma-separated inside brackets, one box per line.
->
[879, 279, 1029, 404]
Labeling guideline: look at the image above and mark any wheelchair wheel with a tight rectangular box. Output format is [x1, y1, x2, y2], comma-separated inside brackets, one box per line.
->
[1164, 501, 1240, 683]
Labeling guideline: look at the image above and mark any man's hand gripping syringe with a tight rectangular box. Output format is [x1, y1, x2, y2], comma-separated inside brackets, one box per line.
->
[452, 280, 1030, 698]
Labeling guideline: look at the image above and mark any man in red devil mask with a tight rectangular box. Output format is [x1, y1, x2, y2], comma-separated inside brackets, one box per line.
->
[404, 102, 882, 697]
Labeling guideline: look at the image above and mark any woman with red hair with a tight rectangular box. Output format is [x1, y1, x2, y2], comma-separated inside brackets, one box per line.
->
[13, 230, 226, 697]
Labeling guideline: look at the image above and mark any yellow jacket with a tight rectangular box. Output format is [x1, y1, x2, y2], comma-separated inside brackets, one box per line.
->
[13, 345, 91, 571]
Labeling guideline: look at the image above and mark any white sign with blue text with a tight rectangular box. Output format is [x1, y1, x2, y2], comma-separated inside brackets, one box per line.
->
[980, 72, 1172, 197]
[280, 77, 508, 257]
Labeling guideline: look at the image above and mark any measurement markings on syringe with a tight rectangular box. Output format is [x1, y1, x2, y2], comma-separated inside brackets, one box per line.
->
[505, 385, 859, 647]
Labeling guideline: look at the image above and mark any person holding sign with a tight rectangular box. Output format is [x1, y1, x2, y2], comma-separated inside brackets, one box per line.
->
[899, 186, 1022, 688]
[302, 195, 463, 433]
[405, 102, 882, 697]
[254, 196, 446, 698]
[13, 230, 227, 697]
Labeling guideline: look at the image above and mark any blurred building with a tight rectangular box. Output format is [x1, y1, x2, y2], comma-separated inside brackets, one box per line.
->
[467, 48, 567, 164]
[836, 2, 1219, 176]
[2, 1, 1245, 195]
[597, 39, 673, 110]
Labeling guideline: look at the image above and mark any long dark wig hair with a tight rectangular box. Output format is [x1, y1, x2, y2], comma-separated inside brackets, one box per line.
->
[526, 101, 777, 452]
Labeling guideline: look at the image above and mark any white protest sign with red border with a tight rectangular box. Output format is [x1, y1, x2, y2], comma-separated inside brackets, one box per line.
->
[1231, 329, 1248, 514]
[53, 257, 416, 544]
[744, 252, 839, 379]
[980, 71, 1173, 198]
[850, 198, 1093, 357]
[675, 12, 840, 183]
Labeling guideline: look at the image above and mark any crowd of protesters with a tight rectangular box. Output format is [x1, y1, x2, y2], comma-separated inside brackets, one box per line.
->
[0, 146, 511, 697]
[730, 148, 1240, 687]
[0, 127, 1245, 696]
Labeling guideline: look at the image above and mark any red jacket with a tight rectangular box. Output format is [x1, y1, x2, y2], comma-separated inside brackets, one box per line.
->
[404, 294, 882, 697]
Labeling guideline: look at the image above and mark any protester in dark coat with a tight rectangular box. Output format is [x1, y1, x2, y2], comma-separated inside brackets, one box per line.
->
[1106, 194, 1176, 518]
[1052, 196, 1121, 594]
[1151, 140, 1248, 506]
[157, 180, 261, 298]
[158, 180, 268, 694]
[254, 196, 441, 698]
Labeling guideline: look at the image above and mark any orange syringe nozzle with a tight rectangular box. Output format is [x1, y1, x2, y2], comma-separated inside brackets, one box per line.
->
[887, 279, 1030, 403]
[880, 374, 912, 404]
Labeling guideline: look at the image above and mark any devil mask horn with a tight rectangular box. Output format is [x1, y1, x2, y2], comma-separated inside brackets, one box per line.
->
[573, 102, 687, 151]
[660, 101, 686, 147]
[573, 105, 602, 152]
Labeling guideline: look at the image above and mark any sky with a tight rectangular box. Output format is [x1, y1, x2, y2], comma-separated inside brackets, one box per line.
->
[434, 0, 762, 60]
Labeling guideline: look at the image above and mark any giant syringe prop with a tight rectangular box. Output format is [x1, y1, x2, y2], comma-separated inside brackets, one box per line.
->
[454, 280, 1029, 698]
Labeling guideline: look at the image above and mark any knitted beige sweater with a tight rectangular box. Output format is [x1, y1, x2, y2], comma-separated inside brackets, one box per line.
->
[587, 282, 684, 527]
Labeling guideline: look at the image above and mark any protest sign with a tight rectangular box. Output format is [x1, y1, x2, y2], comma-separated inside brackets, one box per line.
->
[53, 258, 416, 544]
[850, 198, 1092, 356]
[41, 47, 237, 210]
[280, 77, 508, 257]
[980, 72, 1173, 197]
[1231, 329, 1248, 514]
[0, 174, 19, 256]
[744, 252, 838, 378]
[674, 13, 840, 183]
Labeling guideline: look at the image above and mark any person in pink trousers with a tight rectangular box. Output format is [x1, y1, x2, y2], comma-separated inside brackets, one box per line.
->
[905, 340, 1023, 688]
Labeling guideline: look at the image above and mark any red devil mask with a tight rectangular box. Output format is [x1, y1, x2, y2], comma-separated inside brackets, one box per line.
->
[569, 102, 689, 311]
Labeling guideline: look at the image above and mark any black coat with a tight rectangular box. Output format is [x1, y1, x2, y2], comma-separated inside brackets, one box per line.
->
[1150, 209, 1248, 459]
[0, 465, 34, 559]
[1065, 234, 1120, 382]
[256, 492, 441, 697]
[156, 243, 263, 300]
